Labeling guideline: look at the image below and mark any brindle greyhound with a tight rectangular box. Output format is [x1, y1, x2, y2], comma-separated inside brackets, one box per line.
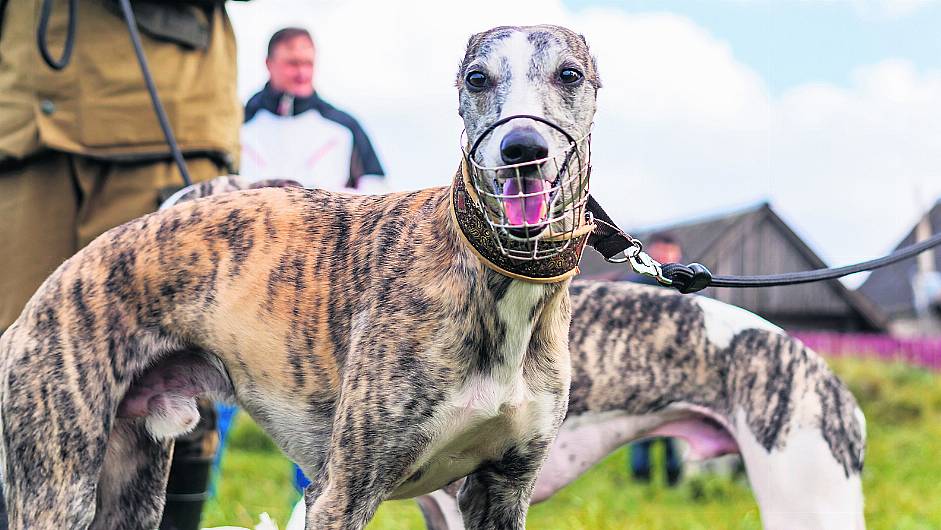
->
[162, 173, 872, 530]
[0, 25, 600, 530]
[416, 281, 867, 530]
[165, 179, 866, 529]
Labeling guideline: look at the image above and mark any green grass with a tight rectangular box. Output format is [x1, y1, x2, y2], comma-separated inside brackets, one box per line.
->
[201, 357, 941, 529]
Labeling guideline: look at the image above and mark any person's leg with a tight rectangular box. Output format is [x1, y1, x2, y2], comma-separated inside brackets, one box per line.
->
[0, 154, 223, 330]
[630, 440, 653, 482]
[73, 156, 225, 248]
[160, 399, 219, 530]
[0, 153, 78, 331]
[664, 438, 683, 486]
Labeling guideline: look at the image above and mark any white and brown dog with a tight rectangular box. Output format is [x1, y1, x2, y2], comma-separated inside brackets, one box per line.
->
[416, 281, 867, 530]
[0, 25, 602, 530]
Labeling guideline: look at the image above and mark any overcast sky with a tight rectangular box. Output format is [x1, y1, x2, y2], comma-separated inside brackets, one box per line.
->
[228, 0, 941, 284]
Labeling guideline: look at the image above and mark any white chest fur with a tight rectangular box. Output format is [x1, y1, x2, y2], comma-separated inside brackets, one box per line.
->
[453, 281, 550, 418]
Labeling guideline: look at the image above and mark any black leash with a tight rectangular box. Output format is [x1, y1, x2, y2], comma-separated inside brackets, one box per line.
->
[586, 197, 941, 294]
[36, 0, 193, 187]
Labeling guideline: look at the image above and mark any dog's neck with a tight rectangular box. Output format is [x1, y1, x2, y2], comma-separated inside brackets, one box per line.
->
[448, 165, 590, 284]
[427, 172, 573, 379]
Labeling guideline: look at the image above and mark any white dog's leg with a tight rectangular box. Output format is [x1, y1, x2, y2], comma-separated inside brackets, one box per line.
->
[734, 408, 866, 530]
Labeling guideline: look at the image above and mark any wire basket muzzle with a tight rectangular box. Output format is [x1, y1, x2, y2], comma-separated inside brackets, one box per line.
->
[463, 115, 592, 262]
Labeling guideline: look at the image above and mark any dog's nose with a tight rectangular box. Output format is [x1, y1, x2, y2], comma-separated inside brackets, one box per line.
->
[500, 128, 549, 165]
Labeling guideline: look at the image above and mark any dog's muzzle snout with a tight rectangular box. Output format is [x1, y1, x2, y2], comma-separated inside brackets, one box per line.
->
[500, 127, 549, 165]
[462, 115, 592, 262]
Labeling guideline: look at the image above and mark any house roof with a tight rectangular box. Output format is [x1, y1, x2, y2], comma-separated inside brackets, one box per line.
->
[858, 199, 941, 317]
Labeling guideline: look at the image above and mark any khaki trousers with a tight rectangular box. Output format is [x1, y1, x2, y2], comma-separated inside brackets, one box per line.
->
[0, 152, 224, 330]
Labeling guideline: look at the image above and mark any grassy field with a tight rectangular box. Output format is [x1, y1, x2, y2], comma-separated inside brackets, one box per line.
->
[202, 357, 941, 529]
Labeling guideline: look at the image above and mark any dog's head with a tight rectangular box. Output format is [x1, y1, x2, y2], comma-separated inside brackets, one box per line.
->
[457, 25, 600, 247]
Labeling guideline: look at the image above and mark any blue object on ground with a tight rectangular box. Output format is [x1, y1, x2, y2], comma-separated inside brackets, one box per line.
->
[210, 403, 240, 497]
[294, 464, 311, 492]
[211, 403, 312, 501]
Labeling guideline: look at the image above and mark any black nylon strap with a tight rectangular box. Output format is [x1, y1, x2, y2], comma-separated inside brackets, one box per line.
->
[585, 195, 637, 260]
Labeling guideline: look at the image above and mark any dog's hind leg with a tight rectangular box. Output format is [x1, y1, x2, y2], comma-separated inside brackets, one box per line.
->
[90, 418, 173, 530]
[724, 334, 867, 530]
[0, 293, 182, 528]
[0, 344, 113, 529]
[1, 415, 106, 530]
[729, 387, 867, 530]
[735, 413, 866, 530]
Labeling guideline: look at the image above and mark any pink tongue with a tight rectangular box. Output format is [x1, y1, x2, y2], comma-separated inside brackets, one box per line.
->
[503, 179, 548, 226]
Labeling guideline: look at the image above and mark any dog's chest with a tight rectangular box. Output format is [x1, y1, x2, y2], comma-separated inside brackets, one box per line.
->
[389, 373, 556, 500]
[388, 281, 562, 499]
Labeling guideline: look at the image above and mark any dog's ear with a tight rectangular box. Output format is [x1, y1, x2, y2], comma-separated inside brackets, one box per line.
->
[462, 31, 489, 63]
[576, 33, 602, 90]
[466, 31, 486, 52]
[591, 56, 602, 89]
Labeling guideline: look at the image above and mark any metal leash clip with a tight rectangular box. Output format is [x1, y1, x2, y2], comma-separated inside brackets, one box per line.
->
[627, 246, 673, 286]
[606, 240, 673, 286]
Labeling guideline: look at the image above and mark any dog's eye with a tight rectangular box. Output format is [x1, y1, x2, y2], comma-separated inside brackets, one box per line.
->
[559, 68, 583, 85]
[465, 71, 489, 90]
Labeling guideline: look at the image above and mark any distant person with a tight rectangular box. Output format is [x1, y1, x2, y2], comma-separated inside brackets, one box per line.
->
[626, 232, 684, 486]
[241, 27, 386, 192]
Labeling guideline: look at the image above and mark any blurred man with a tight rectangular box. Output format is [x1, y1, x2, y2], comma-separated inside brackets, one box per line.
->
[626, 232, 685, 486]
[0, 2, 244, 528]
[241, 27, 386, 192]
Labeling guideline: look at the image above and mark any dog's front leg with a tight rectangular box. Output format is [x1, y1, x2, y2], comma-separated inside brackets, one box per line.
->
[302, 414, 432, 530]
[301, 348, 442, 529]
[457, 437, 554, 530]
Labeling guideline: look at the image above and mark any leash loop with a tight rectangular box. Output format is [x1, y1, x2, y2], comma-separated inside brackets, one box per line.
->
[660, 262, 713, 293]
[37, 0, 77, 70]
